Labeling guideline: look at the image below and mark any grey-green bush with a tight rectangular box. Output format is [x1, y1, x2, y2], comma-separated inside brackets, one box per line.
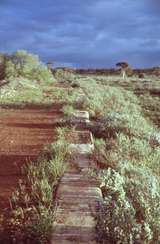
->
[98, 165, 160, 244]
[1, 50, 55, 83]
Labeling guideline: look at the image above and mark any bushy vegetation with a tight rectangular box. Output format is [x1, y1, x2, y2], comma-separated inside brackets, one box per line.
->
[0, 50, 55, 84]
[94, 135, 160, 243]
[97, 166, 160, 244]
[0, 128, 68, 243]
[54, 68, 75, 83]
[76, 76, 160, 243]
[80, 78, 154, 137]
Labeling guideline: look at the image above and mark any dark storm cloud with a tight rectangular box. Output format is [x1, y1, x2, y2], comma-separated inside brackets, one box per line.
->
[0, 0, 160, 67]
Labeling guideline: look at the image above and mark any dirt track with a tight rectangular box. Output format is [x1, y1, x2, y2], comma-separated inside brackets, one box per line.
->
[0, 106, 63, 210]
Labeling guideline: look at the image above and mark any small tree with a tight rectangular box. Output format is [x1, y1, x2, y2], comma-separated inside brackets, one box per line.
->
[116, 62, 129, 79]
[12, 50, 40, 77]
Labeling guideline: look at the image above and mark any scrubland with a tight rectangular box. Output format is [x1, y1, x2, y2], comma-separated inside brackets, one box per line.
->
[0, 50, 160, 243]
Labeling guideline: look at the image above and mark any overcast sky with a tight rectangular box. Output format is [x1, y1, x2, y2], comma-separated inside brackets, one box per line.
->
[0, 0, 160, 68]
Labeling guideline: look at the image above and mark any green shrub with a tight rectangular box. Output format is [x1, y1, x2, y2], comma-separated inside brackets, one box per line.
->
[98, 166, 160, 244]
[2, 50, 55, 83]
[28, 65, 55, 84]
[54, 69, 65, 82]
[54, 68, 75, 83]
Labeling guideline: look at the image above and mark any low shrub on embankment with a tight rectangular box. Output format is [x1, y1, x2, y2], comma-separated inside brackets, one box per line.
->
[0, 50, 57, 107]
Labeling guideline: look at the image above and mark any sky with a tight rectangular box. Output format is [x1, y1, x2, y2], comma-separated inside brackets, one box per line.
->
[0, 0, 160, 68]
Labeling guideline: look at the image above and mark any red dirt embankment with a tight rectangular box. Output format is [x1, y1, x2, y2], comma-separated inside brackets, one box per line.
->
[0, 106, 63, 211]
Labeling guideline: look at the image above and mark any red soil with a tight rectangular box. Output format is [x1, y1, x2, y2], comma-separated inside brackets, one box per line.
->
[0, 106, 63, 211]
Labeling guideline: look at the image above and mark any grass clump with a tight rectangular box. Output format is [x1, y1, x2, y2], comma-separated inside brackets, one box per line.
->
[62, 105, 75, 118]
[54, 68, 75, 83]
[41, 86, 80, 106]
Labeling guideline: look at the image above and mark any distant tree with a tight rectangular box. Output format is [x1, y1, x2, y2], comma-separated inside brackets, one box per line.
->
[116, 62, 130, 79]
